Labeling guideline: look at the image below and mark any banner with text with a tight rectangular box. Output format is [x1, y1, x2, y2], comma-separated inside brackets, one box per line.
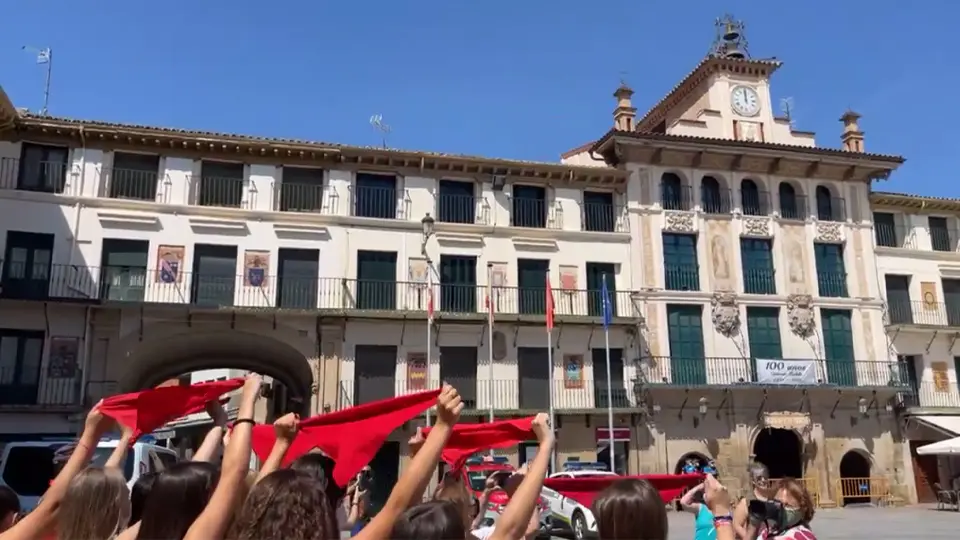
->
[756, 359, 818, 385]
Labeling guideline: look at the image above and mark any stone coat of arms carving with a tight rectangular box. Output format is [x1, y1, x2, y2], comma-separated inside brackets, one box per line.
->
[664, 212, 695, 233]
[711, 291, 741, 337]
[786, 293, 816, 338]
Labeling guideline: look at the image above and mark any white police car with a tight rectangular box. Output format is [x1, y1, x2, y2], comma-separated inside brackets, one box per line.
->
[541, 462, 618, 540]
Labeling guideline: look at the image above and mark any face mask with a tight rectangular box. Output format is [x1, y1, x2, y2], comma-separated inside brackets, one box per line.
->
[778, 506, 804, 529]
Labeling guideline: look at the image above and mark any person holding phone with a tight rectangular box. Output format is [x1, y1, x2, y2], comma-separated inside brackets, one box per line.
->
[680, 483, 715, 540]
[344, 468, 372, 536]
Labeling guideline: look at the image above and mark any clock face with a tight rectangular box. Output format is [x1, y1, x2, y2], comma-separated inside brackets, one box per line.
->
[731, 86, 760, 117]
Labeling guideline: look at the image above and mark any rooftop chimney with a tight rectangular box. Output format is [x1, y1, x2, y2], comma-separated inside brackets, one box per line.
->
[840, 110, 864, 152]
[613, 83, 636, 131]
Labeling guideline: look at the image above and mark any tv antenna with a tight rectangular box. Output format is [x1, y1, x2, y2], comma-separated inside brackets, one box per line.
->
[22, 45, 52, 116]
[369, 114, 391, 149]
[780, 97, 795, 126]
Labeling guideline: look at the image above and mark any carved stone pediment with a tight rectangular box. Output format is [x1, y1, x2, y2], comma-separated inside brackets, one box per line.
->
[711, 291, 741, 337]
[786, 293, 816, 338]
[816, 222, 843, 243]
[664, 211, 695, 233]
[742, 217, 772, 238]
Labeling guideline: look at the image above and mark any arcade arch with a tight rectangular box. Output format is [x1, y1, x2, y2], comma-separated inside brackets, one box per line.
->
[752, 428, 803, 479]
[116, 327, 315, 417]
[838, 449, 873, 506]
[674, 451, 711, 474]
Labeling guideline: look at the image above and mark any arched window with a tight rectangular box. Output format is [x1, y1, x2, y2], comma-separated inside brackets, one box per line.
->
[660, 173, 686, 210]
[778, 182, 800, 220]
[816, 185, 835, 221]
[740, 179, 762, 216]
[700, 176, 725, 214]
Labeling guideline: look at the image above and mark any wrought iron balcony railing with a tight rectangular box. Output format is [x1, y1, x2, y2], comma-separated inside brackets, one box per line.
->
[0, 367, 84, 409]
[0, 263, 641, 320]
[777, 196, 808, 221]
[742, 268, 776, 295]
[190, 175, 249, 208]
[885, 300, 960, 327]
[274, 182, 340, 214]
[816, 271, 848, 298]
[511, 198, 563, 229]
[897, 381, 960, 409]
[740, 189, 771, 217]
[701, 188, 733, 215]
[815, 197, 847, 222]
[99, 167, 163, 201]
[873, 223, 921, 250]
[664, 264, 700, 291]
[661, 183, 693, 211]
[351, 185, 411, 220]
[581, 203, 628, 233]
[640, 356, 909, 389]
[436, 193, 491, 225]
[0, 157, 77, 195]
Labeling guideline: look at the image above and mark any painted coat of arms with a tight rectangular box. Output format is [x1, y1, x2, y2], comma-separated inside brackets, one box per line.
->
[244, 251, 270, 287]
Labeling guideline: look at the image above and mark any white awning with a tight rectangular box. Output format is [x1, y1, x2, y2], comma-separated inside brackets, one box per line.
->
[913, 415, 960, 437]
[917, 436, 960, 455]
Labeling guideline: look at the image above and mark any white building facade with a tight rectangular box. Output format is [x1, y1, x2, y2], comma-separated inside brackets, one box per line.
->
[871, 191, 960, 502]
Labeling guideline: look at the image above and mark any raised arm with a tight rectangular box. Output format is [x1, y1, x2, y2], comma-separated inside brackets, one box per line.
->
[1, 406, 113, 540]
[104, 422, 135, 471]
[191, 400, 230, 463]
[489, 413, 554, 540]
[732, 496, 750, 539]
[679, 483, 704, 515]
[183, 374, 261, 540]
[356, 385, 463, 540]
[704, 475, 735, 540]
[254, 413, 299, 484]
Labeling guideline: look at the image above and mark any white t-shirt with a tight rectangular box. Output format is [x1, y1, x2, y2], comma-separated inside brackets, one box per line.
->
[471, 526, 495, 540]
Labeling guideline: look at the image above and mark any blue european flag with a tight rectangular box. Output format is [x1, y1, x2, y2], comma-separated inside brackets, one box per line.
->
[601, 274, 613, 329]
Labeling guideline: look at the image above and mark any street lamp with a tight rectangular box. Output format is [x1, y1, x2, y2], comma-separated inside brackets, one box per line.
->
[698, 396, 709, 416]
[421, 213, 435, 257]
[857, 397, 868, 416]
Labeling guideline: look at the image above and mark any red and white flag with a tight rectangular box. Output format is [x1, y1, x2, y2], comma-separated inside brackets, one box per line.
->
[545, 272, 555, 331]
[427, 286, 435, 323]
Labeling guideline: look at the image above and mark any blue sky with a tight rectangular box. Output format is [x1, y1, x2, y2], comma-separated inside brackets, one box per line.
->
[0, 1, 951, 197]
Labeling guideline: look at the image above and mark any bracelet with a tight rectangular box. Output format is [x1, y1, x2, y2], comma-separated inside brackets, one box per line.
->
[234, 418, 256, 426]
[713, 515, 733, 524]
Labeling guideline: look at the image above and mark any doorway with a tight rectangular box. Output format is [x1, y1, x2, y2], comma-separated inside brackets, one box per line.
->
[909, 440, 939, 503]
[838, 450, 872, 506]
[753, 428, 803, 479]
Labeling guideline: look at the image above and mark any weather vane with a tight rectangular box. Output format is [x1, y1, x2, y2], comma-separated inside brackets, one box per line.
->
[369, 114, 391, 149]
[22, 45, 52, 115]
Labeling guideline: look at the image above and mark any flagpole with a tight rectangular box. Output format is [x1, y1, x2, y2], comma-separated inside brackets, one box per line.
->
[486, 263, 495, 426]
[602, 274, 615, 474]
[546, 269, 557, 473]
[425, 263, 432, 427]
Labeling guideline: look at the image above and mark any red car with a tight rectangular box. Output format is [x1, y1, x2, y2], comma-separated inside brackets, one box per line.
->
[459, 457, 549, 518]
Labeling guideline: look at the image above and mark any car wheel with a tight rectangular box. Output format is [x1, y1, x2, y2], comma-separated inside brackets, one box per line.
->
[572, 511, 587, 540]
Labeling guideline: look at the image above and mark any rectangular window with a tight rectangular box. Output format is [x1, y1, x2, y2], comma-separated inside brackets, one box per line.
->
[586, 262, 617, 317]
[353, 345, 397, 405]
[198, 161, 244, 208]
[438, 346, 477, 408]
[0, 329, 46, 406]
[929, 217, 953, 252]
[279, 167, 325, 213]
[821, 309, 856, 386]
[356, 250, 397, 310]
[583, 191, 616, 232]
[437, 180, 476, 224]
[277, 248, 319, 309]
[740, 238, 775, 295]
[354, 173, 398, 219]
[873, 212, 898, 248]
[190, 244, 238, 307]
[100, 239, 149, 302]
[517, 259, 549, 315]
[663, 233, 699, 291]
[666, 304, 705, 385]
[439, 255, 477, 313]
[17, 143, 69, 193]
[746, 307, 782, 382]
[592, 348, 625, 408]
[2, 231, 54, 300]
[943, 279, 960, 326]
[884, 275, 913, 325]
[517, 347, 550, 409]
[109, 153, 160, 200]
[512, 185, 547, 228]
[814, 243, 848, 297]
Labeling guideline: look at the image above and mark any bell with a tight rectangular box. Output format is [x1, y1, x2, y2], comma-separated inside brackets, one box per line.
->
[722, 22, 740, 41]
[724, 47, 746, 60]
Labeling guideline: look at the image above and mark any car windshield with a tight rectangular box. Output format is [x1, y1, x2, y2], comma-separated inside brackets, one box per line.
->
[1, 445, 133, 497]
[467, 471, 488, 491]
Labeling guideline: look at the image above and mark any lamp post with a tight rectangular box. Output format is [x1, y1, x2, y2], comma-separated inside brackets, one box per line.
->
[421, 214, 436, 425]
[698, 396, 709, 416]
[857, 397, 868, 417]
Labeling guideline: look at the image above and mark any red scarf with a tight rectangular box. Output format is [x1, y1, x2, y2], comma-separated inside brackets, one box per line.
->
[97, 378, 244, 438]
[542, 474, 704, 507]
[422, 417, 534, 468]
[251, 389, 440, 487]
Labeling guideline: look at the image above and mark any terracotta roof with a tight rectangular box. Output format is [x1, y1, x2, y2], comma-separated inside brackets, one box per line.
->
[12, 112, 628, 183]
[560, 140, 596, 159]
[0, 87, 17, 130]
[636, 56, 783, 132]
[870, 191, 960, 212]
[591, 128, 905, 164]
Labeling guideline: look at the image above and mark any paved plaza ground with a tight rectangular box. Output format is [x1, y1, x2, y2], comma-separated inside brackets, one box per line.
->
[665, 505, 958, 539]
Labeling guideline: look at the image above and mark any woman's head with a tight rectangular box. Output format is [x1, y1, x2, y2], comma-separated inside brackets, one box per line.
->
[136, 461, 219, 539]
[129, 472, 157, 526]
[775, 478, 815, 527]
[0, 485, 19, 532]
[391, 500, 467, 540]
[230, 469, 336, 540]
[432, 474, 475, 529]
[289, 452, 342, 504]
[57, 467, 130, 540]
[591, 478, 667, 540]
[748, 461, 771, 493]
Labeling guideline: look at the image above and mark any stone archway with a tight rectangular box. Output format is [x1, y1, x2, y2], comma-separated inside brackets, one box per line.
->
[118, 328, 314, 416]
[753, 427, 803, 479]
[838, 449, 873, 506]
[674, 451, 711, 474]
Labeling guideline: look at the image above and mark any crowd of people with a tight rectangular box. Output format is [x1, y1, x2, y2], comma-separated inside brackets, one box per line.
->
[0, 375, 817, 539]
